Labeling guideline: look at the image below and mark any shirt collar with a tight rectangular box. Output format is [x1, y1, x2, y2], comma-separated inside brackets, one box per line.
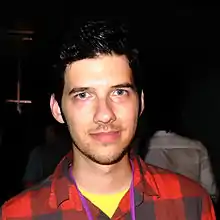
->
[49, 151, 160, 209]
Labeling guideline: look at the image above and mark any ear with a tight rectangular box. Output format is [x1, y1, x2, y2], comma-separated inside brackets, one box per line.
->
[139, 90, 145, 116]
[50, 94, 65, 124]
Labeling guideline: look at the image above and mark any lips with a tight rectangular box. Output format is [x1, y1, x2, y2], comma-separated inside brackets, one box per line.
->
[90, 131, 120, 142]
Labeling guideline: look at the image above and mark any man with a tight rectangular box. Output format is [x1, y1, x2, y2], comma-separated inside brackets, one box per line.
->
[0, 18, 215, 219]
[145, 130, 218, 201]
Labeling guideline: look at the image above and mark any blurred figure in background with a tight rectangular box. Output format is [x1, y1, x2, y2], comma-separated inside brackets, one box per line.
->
[144, 130, 218, 202]
[22, 123, 71, 188]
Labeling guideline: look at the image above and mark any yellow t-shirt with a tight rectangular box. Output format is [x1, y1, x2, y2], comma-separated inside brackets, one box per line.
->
[79, 187, 129, 218]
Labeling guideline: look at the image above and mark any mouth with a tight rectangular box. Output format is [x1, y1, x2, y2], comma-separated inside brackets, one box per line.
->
[90, 131, 121, 143]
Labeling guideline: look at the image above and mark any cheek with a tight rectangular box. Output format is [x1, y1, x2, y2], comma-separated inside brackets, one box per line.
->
[118, 107, 139, 132]
[119, 102, 139, 120]
[64, 103, 93, 128]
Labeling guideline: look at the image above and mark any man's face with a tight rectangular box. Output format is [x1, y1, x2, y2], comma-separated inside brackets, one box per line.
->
[52, 55, 143, 165]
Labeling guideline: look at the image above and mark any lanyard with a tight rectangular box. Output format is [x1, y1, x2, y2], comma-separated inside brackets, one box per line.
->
[69, 161, 136, 220]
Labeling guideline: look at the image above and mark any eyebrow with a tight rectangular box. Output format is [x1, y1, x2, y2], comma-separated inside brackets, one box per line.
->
[111, 83, 135, 90]
[68, 87, 90, 95]
[68, 83, 135, 96]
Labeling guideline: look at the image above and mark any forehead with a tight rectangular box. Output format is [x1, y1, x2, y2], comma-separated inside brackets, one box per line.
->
[64, 55, 133, 88]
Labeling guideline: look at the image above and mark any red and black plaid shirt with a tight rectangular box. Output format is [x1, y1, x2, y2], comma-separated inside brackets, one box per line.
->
[0, 152, 216, 219]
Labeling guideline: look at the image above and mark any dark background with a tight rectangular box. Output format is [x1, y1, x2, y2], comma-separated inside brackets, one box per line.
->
[0, 4, 220, 215]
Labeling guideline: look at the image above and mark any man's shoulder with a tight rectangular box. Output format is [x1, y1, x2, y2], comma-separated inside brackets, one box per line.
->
[145, 162, 208, 197]
[1, 177, 52, 214]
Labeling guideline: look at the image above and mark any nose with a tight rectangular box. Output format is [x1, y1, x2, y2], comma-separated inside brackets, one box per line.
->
[93, 99, 116, 125]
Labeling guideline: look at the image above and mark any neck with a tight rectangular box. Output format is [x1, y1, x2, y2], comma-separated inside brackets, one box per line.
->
[71, 148, 132, 195]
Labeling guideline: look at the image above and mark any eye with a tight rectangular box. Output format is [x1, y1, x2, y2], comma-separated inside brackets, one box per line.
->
[112, 89, 128, 96]
[74, 92, 91, 100]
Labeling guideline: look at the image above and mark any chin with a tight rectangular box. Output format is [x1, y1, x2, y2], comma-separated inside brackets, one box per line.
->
[90, 157, 123, 165]
[88, 150, 129, 165]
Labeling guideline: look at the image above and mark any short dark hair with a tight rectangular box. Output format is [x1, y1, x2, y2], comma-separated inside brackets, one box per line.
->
[52, 18, 143, 105]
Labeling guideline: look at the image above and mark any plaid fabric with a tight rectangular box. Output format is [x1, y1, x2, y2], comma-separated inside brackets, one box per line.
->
[0, 151, 216, 219]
